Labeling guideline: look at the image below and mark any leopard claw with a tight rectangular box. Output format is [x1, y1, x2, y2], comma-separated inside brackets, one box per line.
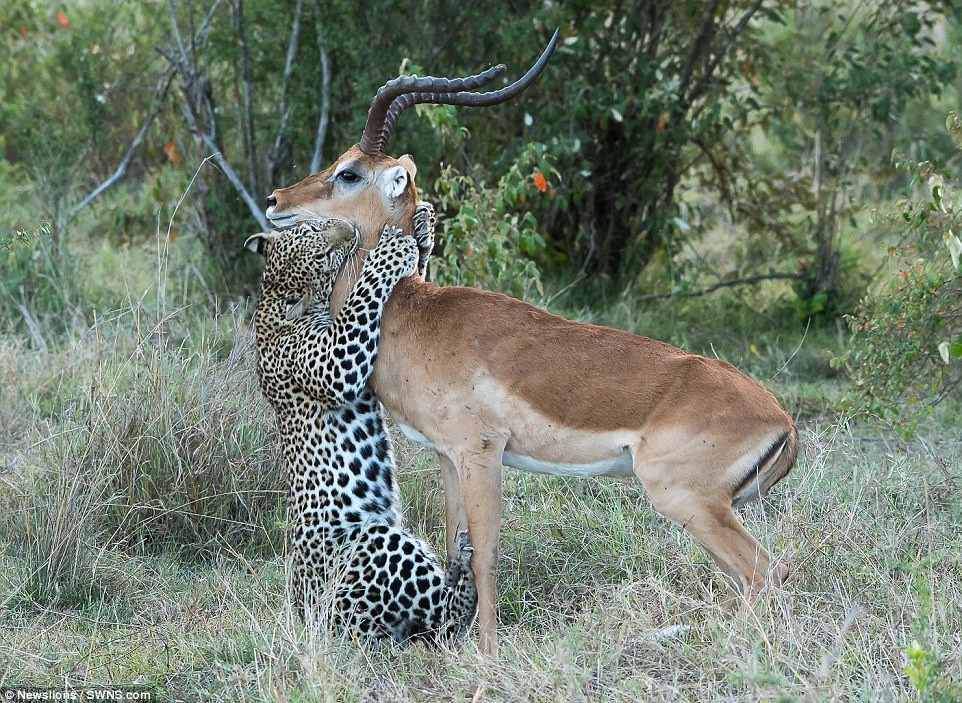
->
[455, 530, 473, 565]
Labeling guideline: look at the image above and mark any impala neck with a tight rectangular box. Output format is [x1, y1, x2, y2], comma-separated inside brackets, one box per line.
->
[328, 217, 415, 315]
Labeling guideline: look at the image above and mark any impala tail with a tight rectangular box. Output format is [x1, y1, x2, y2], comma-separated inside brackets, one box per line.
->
[731, 425, 799, 509]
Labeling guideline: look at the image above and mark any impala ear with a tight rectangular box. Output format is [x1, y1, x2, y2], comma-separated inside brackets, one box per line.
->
[382, 165, 411, 200]
[397, 154, 417, 180]
[245, 231, 279, 256]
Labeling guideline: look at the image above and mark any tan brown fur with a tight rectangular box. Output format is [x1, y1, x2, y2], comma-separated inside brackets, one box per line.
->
[266, 148, 799, 656]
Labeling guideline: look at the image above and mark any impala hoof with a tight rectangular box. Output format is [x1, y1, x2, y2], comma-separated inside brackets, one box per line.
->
[771, 561, 790, 587]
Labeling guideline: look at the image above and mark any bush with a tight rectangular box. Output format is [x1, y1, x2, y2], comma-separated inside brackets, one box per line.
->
[430, 142, 550, 301]
[838, 114, 962, 435]
[0, 224, 80, 343]
[0, 222, 48, 252]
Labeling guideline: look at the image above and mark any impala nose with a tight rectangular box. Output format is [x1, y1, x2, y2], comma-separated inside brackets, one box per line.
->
[266, 194, 277, 208]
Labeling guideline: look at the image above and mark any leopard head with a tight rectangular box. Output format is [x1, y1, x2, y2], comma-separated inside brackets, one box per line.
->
[246, 218, 358, 323]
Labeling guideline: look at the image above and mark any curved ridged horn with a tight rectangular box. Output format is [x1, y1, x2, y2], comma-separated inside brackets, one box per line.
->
[363, 64, 507, 156]
[358, 28, 560, 155]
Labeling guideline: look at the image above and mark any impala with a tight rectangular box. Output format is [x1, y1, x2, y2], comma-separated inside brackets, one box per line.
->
[263, 31, 798, 655]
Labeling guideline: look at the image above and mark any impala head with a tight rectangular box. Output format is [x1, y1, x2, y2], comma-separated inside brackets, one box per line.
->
[264, 28, 560, 249]
[266, 146, 421, 240]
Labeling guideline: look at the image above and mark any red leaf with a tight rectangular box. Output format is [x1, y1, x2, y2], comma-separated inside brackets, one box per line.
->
[164, 140, 181, 165]
[57, 10, 69, 27]
[533, 171, 547, 193]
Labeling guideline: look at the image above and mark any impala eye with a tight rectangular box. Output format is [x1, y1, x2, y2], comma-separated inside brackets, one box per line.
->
[337, 169, 360, 183]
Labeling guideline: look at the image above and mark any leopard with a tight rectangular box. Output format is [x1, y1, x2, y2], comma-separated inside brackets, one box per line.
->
[246, 205, 477, 644]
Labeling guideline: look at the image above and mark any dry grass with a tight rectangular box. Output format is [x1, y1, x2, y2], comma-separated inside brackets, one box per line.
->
[0, 235, 960, 702]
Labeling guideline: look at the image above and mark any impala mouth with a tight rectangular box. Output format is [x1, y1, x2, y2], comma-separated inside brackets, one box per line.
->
[266, 210, 298, 229]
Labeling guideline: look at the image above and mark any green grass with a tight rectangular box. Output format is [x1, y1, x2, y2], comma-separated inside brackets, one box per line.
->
[1, 224, 960, 702]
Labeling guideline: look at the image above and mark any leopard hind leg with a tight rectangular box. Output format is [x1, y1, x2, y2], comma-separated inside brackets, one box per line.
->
[441, 530, 478, 638]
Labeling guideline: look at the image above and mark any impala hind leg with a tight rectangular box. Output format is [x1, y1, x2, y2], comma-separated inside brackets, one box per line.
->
[685, 500, 788, 595]
[639, 478, 786, 597]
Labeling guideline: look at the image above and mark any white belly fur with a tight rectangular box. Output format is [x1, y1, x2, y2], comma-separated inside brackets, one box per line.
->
[396, 423, 635, 479]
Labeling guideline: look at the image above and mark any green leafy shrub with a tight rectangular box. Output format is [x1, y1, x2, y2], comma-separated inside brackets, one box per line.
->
[903, 639, 962, 703]
[0, 222, 83, 342]
[430, 142, 551, 301]
[838, 114, 962, 435]
[0, 222, 48, 252]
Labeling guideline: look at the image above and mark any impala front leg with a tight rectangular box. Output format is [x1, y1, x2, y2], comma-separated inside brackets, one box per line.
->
[439, 454, 467, 559]
[442, 434, 505, 657]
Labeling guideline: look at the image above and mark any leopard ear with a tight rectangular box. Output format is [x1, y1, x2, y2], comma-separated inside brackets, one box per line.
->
[245, 231, 280, 256]
[285, 290, 313, 320]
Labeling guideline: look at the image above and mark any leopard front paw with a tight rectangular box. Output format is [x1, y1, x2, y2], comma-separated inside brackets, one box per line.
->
[413, 201, 436, 278]
[455, 530, 473, 569]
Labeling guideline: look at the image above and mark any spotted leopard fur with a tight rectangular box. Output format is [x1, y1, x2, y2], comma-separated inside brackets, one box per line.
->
[249, 208, 476, 643]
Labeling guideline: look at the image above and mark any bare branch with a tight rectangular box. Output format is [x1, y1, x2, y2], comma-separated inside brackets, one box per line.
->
[310, 9, 332, 174]
[69, 68, 176, 220]
[167, 0, 223, 74]
[176, 85, 269, 231]
[205, 150, 271, 231]
[677, 0, 723, 110]
[636, 272, 807, 302]
[165, 0, 268, 231]
[690, 135, 736, 222]
[67, 0, 223, 221]
[234, 0, 259, 197]
[268, 0, 304, 185]
[687, 0, 766, 104]
[16, 292, 48, 353]
[167, 0, 189, 66]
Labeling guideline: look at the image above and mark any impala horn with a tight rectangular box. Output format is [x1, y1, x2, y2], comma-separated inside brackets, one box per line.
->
[358, 28, 560, 156]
